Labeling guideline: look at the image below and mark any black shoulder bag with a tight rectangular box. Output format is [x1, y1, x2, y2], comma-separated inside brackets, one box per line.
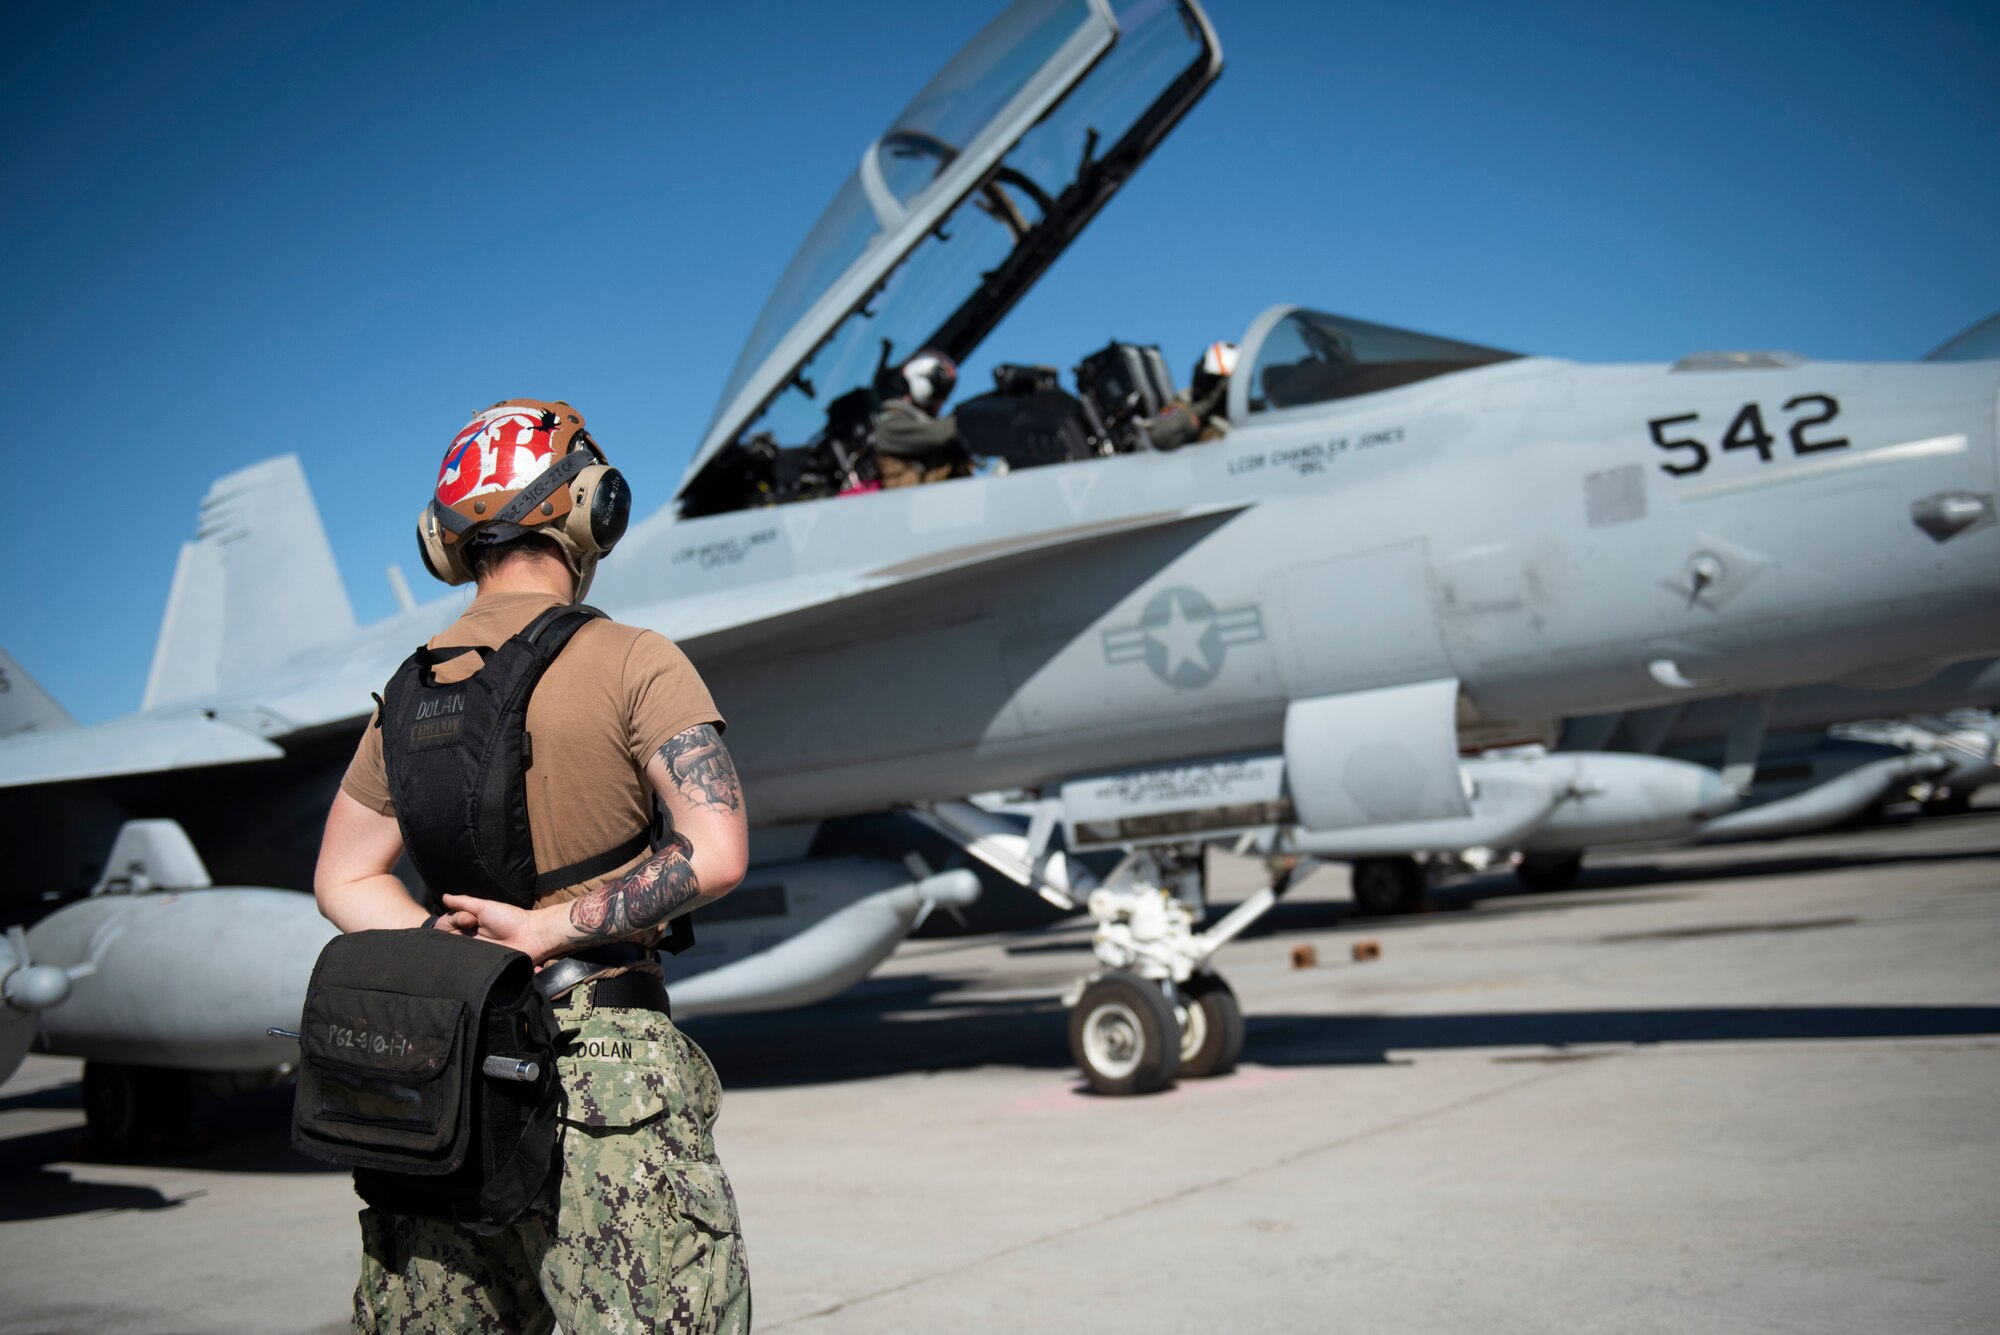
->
[291, 928, 563, 1233]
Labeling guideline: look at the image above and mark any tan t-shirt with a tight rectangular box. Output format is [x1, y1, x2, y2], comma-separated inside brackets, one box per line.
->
[341, 591, 722, 941]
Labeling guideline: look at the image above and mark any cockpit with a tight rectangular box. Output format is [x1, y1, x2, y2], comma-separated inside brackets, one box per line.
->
[1237, 308, 1518, 415]
[673, 0, 1517, 517]
[677, 305, 1524, 515]
[677, 0, 1222, 517]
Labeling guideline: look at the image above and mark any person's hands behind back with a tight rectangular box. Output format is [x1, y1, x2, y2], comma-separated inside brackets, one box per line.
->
[440, 893, 567, 964]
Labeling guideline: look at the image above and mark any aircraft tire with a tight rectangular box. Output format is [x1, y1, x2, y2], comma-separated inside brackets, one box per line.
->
[1350, 857, 1427, 916]
[1515, 853, 1583, 893]
[1176, 972, 1245, 1079]
[1923, 790, 1974, 818]
[1069, 972, 1179, 1096]
[82, 1061, 189, 1154]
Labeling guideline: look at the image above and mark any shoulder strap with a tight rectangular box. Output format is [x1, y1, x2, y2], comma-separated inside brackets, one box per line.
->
[408, 644, 482, 685]
[515, 603, 606, 656]
[533, 831, 650, 896]
[495, 603, 662, 900]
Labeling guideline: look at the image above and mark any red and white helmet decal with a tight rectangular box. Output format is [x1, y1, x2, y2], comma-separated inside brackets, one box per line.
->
[436, 405, 557, 509]
[1200, 342, 1239, 379]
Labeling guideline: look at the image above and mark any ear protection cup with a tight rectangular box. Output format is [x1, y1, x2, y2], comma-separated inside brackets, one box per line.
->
[561, 464, 631, 558]
[417, 502, 473, 586]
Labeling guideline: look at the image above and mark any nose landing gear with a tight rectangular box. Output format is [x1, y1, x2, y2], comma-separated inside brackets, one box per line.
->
[1063, 850, 1279, 1095]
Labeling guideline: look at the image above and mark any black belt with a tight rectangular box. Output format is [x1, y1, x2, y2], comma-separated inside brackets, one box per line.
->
[568, 970, 670, 1016]
[538, 944, 671, 1017]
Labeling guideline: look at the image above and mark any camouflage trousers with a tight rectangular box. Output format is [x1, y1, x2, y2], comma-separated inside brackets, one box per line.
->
[352, 990, 751, 1334]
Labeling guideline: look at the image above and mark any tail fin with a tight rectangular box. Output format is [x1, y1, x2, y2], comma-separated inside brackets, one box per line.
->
[0, 648, 77, 739]
[145, 455, 357, 709]
[1924, 311, 2000, 362]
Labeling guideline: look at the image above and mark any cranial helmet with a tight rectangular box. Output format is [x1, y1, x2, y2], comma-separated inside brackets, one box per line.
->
[416, 398, 631, 600]
[901, 349, 958, 414]
[1190, 341, 1239, 399]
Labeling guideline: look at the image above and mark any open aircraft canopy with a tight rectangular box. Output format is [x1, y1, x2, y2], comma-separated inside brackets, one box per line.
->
[1230, 306, 1521, 423]
[679, 0, 1221, 506]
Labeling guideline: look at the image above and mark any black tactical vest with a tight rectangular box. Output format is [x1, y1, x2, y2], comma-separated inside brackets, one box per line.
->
[378, 605, 684, 941]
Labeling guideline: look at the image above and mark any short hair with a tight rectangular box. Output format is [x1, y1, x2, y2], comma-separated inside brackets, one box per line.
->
[467, 532, 566, 582]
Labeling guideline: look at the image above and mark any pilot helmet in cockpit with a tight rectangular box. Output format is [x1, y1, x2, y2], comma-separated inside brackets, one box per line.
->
[1189, 341, 1238, 401]
[900, 350, 959, 415]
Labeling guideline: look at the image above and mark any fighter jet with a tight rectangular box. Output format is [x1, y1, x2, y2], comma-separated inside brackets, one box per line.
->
[4, 0, 1999, 1118]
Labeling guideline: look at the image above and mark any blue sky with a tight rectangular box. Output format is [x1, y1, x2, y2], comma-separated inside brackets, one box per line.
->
[5, 0, 1997, 723]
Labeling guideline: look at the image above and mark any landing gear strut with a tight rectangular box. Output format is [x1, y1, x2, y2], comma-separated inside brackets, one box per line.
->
[1064, 849, 1282, 1095]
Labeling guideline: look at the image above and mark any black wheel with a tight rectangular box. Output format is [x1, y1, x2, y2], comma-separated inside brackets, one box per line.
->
[1176, 973, 1245, 1079]
[1923, 789, 1974, 818]
[1350, 857, 1427, 916]
[1068, 972, 1180, 1096]
[1515, 853, 1583, 893]
[83, 1062, 189, 1154]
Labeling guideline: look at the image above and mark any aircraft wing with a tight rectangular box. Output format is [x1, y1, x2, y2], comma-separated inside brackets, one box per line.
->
[662, 501, 1249, 659]
[0, 498, 1246, 790]
[0, 711, 284, 788]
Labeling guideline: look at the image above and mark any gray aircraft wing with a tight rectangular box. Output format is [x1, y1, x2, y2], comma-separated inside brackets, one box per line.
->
[0, 711, 285, 788]
[0, 458, 1245, 789]
[668, 501, 1247, 658]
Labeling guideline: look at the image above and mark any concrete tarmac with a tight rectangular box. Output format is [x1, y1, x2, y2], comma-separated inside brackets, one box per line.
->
[3, 808, 1997, 1333]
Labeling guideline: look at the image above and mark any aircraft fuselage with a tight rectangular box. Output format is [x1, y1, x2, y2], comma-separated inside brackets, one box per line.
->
[49, 353, 1994, 842]
[580, 355, 1999, 822]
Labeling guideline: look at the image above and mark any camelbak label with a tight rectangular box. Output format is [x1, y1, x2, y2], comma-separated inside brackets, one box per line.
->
[409, 715, 464, 750]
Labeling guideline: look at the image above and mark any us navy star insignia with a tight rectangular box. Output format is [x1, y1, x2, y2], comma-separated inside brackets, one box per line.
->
[1103, 587, 1264, 689]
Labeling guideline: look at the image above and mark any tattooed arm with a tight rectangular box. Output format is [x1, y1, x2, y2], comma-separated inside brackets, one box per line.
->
[444, 723, 749, 962]
[641, 721, 748, 906]
[561, 833, 706, 949]
[558, 721, 748, 947]
[654, 724, 744, 814]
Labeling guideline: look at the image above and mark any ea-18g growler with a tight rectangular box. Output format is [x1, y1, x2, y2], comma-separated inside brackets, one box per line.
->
[3, 0, 1996, 1118]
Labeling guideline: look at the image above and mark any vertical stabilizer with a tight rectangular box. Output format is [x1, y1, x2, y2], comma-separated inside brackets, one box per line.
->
[0, 649, 77, 738]
[144, 455, 357, 709]
[144, 539, 226, 707]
